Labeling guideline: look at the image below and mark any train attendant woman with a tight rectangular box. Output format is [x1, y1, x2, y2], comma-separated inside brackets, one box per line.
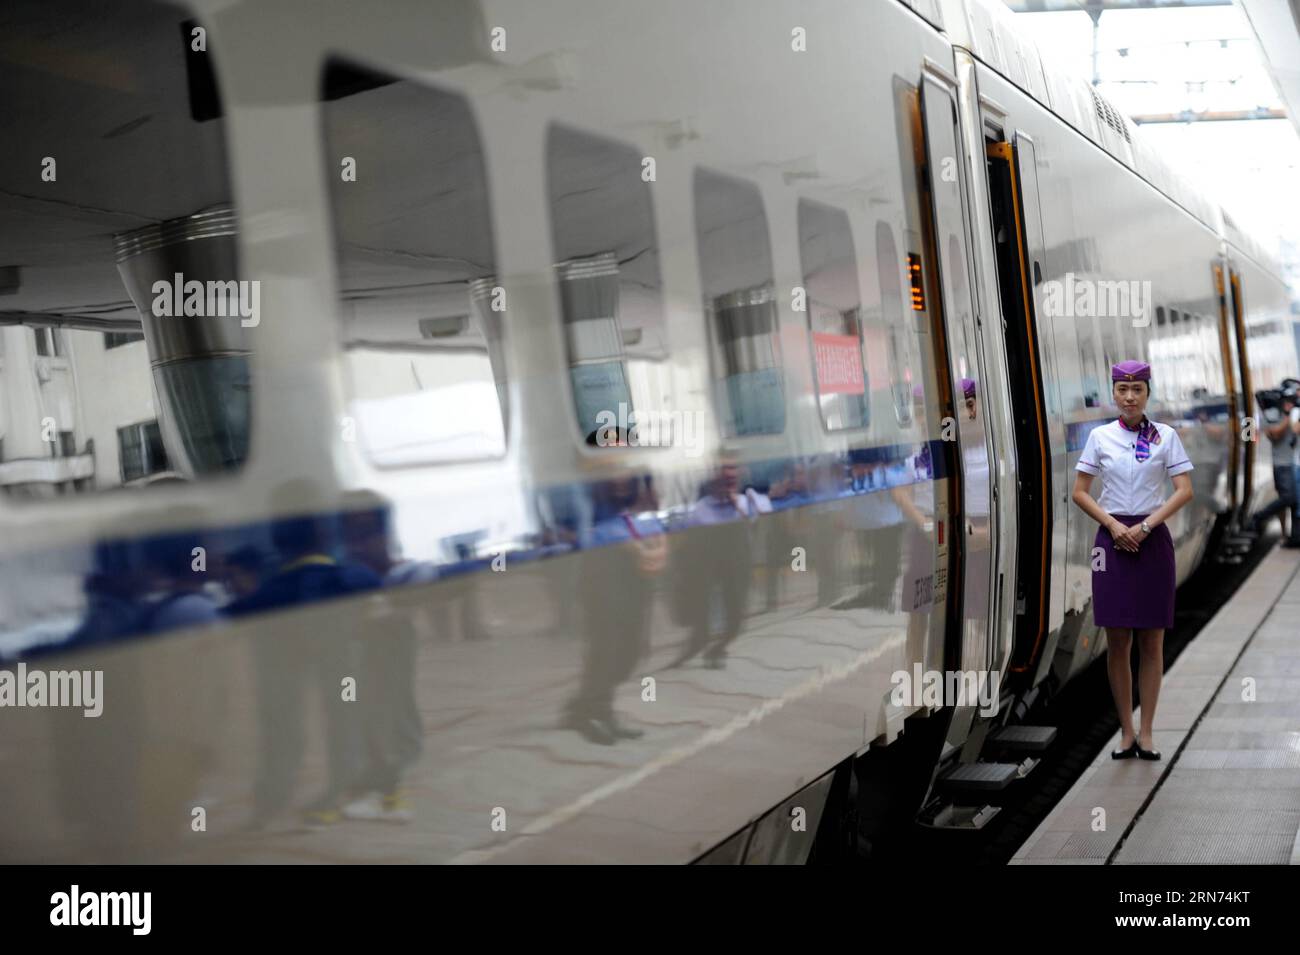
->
[1071, 360, 1194, 761]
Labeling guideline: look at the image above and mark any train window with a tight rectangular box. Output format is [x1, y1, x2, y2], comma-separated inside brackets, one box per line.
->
[877, 223, 916, 429]
[1156, 306, 1167, 327]
[0, 0, 250, 499]
[547, 126, 672, 446]
[694, 169, 785, 437]
[1170, 309, 1181, 325]
[322, 60, 506, 464]
[798, 201, 868, 432]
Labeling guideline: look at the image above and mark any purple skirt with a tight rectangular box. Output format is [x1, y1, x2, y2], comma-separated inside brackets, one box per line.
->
[1092, 513, 1175, 630]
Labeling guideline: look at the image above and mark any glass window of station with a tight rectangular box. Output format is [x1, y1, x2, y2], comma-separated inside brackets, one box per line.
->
[546, 125, 673, 447]
[798, 200, 870, 433]
[693, 169, 786, 437]
[321, 59, 507, 466]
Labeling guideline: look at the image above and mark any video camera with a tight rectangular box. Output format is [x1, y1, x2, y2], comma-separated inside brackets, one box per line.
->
[1257, 378, 1300, 416]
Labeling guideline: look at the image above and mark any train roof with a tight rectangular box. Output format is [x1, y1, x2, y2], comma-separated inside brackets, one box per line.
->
[933, 0, 1284, 279]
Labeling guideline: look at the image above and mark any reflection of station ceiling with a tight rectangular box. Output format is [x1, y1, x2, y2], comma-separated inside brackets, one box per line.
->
[0, 0, 230, 330]
[1006, 1, 1300, 131]
[1237, 0, 1300, 139]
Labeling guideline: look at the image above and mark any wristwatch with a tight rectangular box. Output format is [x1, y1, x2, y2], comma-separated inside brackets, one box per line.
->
[1140, 521, 1151, 534]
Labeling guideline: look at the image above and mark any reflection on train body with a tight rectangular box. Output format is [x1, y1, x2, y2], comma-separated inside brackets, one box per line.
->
[0, 0, 1293, 864]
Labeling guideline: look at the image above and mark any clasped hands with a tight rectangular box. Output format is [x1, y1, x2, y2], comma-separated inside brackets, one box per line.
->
[1108, 518, 1150, 552]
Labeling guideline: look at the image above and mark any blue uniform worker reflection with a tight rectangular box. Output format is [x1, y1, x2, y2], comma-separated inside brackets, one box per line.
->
[229, 485, 380, 828]
[138, 529, 222, 632]
[50, 537, 148, 859]
[337, 496, 433, 822]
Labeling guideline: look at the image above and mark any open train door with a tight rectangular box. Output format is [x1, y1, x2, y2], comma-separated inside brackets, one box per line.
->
[915, 62, 997, 687]
[984, 133, 1067, 684]
[1213, 259, 1242, 519]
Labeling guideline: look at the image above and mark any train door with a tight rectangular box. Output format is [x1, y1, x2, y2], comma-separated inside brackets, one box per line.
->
[916, 63, 996, 681]
[1228, 262, 1255, 522]
[984, 132, 1066, 682]
[1213, 260, 1241, 516]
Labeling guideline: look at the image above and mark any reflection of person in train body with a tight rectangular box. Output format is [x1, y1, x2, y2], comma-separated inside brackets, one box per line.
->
[139, 528, 222, 633]
[960, 376, 978, 421]
[50, 535, 147, 860]
[227, 482, 381, 828]
[222, 546, 266, 602]
[807, 455, 848, 608]
[959, 377, 992, 622]
[534, 480, 593, 639]
[834, 448, 908, 613]
[899, 386, 937, 613]
[669, 450, 768, 669]
[899, 401, 937, 618]
[136, 525, 229, 841]
[898, 441, 939, 677]
[445, 537, 491, 642]
[561, 428, 666, 744]
[763, 461, 812, 611]
[338, 495, 435, 821]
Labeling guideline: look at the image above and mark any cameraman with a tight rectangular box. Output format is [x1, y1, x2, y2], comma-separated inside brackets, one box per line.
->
[1253, 387, 1300, 548]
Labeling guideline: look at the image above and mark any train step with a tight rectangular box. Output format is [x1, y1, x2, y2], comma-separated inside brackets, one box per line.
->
[916, 800, 1000, 831]
[936, 759, 1033, 793]
[987, 724, 1057, 753]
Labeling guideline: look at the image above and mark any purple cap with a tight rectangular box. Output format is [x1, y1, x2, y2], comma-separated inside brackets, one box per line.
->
[1111, 360, 1150, 382]
[960, 377, 976, 399]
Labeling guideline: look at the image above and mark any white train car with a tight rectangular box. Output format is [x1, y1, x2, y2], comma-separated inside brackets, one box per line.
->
[0, 0, 1293, 863]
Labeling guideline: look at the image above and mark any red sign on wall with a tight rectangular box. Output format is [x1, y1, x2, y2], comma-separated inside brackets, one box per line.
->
[812, 332, 866, 395]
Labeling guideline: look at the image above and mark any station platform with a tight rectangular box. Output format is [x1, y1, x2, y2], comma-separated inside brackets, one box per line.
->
[1013, 544, 1300, 865]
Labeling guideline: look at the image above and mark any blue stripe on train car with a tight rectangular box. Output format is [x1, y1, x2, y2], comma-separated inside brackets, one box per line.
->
[1, 438, 953, 663]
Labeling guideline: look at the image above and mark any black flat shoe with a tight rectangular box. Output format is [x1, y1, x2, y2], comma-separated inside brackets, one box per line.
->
[1136, 745, 1161, 760]
[1111, 741, 1138, 759]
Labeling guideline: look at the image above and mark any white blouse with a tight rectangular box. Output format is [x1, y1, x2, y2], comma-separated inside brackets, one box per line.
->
[1075, 418, 1193, 516]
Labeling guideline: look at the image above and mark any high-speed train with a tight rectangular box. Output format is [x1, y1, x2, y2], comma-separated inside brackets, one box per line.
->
[0, 0, 1295, 863]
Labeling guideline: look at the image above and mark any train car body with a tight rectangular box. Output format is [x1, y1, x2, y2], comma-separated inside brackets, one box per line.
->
[0, 0, 1294, 863]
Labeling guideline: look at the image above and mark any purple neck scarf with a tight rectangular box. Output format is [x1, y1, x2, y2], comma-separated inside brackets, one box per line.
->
[1118, 414, 1160, 461]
